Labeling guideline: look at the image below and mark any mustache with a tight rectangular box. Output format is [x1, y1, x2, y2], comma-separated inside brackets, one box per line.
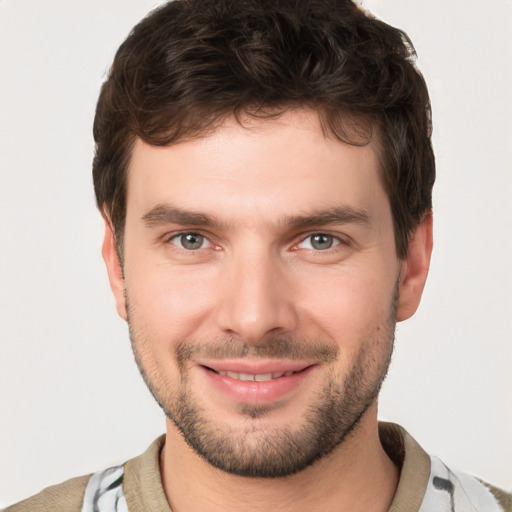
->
[175, 337, 339, 367]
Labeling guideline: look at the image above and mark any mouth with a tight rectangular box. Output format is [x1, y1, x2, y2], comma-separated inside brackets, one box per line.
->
[206, 368, 299, 382]
[197, 361, 317, 405]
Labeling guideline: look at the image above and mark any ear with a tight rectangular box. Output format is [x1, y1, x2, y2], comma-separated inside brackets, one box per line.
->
[101, 215, 128, 321]
[396, 211, 433, 322]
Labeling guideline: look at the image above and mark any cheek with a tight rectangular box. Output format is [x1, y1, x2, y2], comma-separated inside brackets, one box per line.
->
[125, 264, 218, 339]
[297, 270, 396, 347]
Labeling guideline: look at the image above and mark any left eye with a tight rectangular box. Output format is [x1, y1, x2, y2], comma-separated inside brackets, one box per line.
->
[297, 234, 341, 251]
[170, 233, 211, 250]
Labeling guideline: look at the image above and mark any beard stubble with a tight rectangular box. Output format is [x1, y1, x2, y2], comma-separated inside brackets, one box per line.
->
[127, 289, 397, 478]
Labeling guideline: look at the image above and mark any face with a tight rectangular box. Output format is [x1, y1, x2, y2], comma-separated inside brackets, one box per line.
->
[103, 109, 431, 477]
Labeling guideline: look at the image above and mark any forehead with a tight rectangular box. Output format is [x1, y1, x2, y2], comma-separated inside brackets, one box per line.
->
[125, 109, 387, 226]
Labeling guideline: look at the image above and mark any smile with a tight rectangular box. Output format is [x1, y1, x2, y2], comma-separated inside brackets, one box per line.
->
[198, 363, 317, 405]
[213, 370, 296, 382]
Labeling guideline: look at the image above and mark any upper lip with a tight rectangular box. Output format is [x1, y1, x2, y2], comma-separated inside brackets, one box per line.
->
[195, 359, 316, 375]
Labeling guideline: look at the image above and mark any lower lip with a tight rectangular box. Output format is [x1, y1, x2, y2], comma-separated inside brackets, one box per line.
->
[199, 365, 316, 404]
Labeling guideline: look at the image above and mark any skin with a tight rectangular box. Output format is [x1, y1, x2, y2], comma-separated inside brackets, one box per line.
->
[103, 109, 433, 512]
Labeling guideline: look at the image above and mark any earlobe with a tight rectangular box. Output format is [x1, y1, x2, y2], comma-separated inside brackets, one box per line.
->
[101, 216, 128, 321]
[396, 211, 433, 322]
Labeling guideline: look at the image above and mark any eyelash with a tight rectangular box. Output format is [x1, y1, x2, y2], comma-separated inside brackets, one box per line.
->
[165, 231, 347, 253]
[166, 232, 212, 251]
[294, 233, 343, 252]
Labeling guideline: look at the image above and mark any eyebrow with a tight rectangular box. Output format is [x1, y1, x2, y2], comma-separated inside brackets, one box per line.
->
[142, 203, 370, 230]
[142, 203, 226, 229]
[284, 206, 370, 230]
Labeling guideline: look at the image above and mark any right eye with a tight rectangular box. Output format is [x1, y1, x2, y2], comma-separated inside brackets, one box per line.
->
[169, 233, 211, 251]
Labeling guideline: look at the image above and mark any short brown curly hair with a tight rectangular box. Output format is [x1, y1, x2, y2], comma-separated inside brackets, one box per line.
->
[93, 0, 435, 259]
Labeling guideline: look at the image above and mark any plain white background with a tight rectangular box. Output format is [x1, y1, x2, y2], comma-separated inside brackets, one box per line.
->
[0, 0, 511, 506]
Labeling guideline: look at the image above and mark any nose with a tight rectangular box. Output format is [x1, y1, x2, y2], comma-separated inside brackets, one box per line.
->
[215, 247, 299, 343]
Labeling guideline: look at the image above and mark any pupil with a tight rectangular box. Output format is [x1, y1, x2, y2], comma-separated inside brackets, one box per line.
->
[182, 233, 203, 250]
[312, 234, 332, 250]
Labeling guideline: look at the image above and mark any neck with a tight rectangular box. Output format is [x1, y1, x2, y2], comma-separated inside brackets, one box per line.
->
[160, 405, 399, 512]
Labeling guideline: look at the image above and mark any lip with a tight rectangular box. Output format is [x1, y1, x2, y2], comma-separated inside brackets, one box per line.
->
[196, 359, 317, 404]
[197, 358, 314, 375]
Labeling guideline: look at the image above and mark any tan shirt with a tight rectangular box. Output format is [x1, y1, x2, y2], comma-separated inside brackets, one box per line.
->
[4, 423, 511, 511]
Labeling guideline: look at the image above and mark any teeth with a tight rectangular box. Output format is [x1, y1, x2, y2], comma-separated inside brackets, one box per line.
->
[254, 373, 273, 382]
[217, 370, 295, 381]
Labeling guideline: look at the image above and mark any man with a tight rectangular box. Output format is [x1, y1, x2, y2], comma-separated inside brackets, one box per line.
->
[4, 0, 510, 511]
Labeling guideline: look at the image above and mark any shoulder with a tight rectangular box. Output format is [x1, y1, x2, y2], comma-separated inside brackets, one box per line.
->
[3, 474, 92, 512]
[421, 455, 512, 512]
[380, 422, 511, 512]
[479, 480, 512, 512]
[2, 436, 165, 512]
[3, 465, 127, 512]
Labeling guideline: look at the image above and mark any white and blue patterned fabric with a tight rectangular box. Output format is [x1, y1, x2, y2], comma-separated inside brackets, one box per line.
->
[419, 456, 503, 512]
[81, 465, 127, 512]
